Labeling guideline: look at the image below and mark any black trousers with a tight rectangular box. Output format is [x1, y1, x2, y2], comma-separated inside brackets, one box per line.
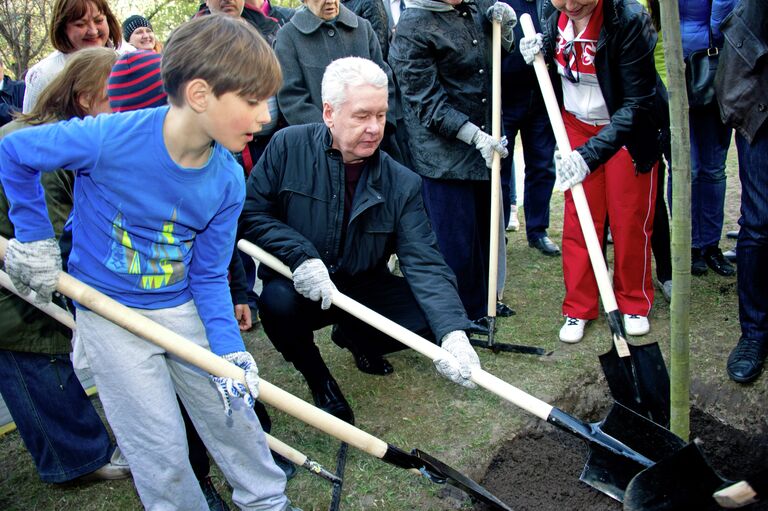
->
[258, 271, 433, 382]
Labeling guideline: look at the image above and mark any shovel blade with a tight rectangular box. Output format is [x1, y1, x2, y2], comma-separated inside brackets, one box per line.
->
[600, 341, 671, 427]
[579, 403, 686, 501]
[624, 443, 726, 511]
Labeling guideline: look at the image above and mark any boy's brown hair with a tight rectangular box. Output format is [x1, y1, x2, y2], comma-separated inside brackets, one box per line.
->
[50, 0, 122, 53]
[161, 15, 282, 107]
[17, 47, 118, 125]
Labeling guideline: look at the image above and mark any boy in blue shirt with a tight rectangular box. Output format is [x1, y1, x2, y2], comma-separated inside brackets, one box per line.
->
[0, 15, 296, 511]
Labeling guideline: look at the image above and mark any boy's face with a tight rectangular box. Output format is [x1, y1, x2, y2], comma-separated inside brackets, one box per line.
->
[206, 0, 245, 17]
[65, 1, 110, 51]
[204, 91, 270, 152]
[323, 84, 387, 163]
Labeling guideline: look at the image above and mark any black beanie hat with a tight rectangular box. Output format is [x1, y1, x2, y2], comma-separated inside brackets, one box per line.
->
[122, 15, 152, 42]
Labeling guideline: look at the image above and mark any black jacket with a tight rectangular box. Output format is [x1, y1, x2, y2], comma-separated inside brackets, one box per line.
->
[342, 0, 391, 60]
[239, 123, 472, 339]
[539, 0, 667, 172]
[0, 75, 25, 127]
[715, 0, 768, 144]
[389, 0, 496, 181]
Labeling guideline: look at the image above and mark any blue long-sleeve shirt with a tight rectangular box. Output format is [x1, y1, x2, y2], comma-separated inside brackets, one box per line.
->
[0, 106, 246, 355]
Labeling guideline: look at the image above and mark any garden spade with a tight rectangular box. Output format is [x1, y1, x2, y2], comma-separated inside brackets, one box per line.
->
[0, 238, 511, 511]
[239, 241, 698, 502]
[520, 14, 670, 427]
[624, 443, 766, 511]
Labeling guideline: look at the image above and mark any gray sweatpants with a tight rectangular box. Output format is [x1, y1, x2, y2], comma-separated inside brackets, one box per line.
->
[77, 301, 288, 511]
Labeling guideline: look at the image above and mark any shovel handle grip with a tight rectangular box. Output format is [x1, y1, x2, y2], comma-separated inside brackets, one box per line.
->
[0, 235, 388, 460]
[519, 14, 619, 316]
[238, 240, 555, 420]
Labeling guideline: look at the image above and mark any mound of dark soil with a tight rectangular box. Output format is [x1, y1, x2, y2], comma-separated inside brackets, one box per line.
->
[476, 408, 768, 511]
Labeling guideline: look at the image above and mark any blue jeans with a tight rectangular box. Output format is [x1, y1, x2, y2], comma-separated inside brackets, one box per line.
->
[679, 102, 732, 249]
[501, 90, 557, 242]
[736, 127, 768, 344]
[0, 351, 112, 483]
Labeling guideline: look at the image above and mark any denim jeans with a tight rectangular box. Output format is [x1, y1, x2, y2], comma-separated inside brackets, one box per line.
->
[0, 351, 112, 483]
[500, 90, 557, 242]
[675, 101, 732, 249]
[736, 127, 768, 344]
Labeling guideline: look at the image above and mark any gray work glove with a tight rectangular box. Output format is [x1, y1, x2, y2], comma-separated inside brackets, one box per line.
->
[519, 33, 543, 65]
[486, 2, 517, 51]
[457, 122, 509, 169]
[4, 237, 62, 305]
[434, 330, 481, 389]
[211, 351, 260, 416]
[557, 150, 591, 191]
[293, 258, 336, 310]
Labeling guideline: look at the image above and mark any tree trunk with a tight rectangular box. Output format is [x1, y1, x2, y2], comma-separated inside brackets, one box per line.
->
[659, 0, 692, 441]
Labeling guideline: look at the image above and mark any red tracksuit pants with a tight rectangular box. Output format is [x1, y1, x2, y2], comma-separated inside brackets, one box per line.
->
[562, 110, 657, 320]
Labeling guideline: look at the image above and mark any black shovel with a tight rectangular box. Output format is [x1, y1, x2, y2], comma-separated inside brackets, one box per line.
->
[0, 239, 513, 511]
[239, 240, 690, 502]
[520, 14, 671, 427]
[624, 443, 767, 510]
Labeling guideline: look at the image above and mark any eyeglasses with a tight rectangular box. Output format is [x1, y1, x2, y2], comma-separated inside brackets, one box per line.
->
[562, 40, 580, 84]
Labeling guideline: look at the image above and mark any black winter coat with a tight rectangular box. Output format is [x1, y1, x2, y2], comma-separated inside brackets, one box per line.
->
[715, 0, 768, 144]
[539, 0, 668, 172]
[239, 124, 472, 340]
[0, 75, 25, 127]
[342, 0, 391, 60]
[389, 0, 496, 181]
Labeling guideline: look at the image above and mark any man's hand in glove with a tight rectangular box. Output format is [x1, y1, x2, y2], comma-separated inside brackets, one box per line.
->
[292, 258, 336, 310]
[4, 237, 61, 305]
[520, 33, 543, 65]
[486, 2, 517, 51]
[211, 351, 260, 416]
[457, 122, 509, 169]
[434, 330, 481, 389]
[557, 150, 591, 191]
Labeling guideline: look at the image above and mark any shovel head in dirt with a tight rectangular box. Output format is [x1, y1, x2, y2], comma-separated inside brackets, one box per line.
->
[623, 442, 725, 511]
[382, 444, 513, 511]
[552, 402, 687, 501]
[599, 311, 671, 428]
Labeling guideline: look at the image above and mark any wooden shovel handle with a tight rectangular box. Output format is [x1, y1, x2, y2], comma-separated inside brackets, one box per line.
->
[519, 14, 619, 315]
[0, 235, 388, 459]
[238, 240, 554, 420]
[487, 20, 503, 317]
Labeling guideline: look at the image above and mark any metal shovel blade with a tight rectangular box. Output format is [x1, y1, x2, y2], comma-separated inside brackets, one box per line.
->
[574, 403, 687, 501]
[623, 443, 725, 511]
[600, 312, 671, 427]
[381, 445, 513, 511]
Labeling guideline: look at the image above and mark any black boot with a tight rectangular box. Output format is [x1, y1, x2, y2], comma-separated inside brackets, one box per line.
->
[307, 375, 355, 424]
[703, 245, 736, 276]
[332, 325, 393, 376]
[691, 248, 708, 276]
[727, 338, 768, 384]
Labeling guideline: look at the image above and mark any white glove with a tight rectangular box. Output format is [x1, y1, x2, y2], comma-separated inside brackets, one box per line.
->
[486, 2, 517, 51]
[211, 351, 260, 416]
[457, 122, 509, 169]
[434, 330, 481, 389]
[557, 150, 591, 191]
[519, 33, 543, 65]
[4, 237, 61, 305]
[293, 258, 336, 310]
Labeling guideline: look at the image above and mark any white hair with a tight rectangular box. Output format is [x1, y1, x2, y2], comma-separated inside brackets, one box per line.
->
[321, 57, 388, 111]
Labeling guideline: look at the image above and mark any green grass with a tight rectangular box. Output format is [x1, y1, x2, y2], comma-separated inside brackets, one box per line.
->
[1, 140, 764, 510]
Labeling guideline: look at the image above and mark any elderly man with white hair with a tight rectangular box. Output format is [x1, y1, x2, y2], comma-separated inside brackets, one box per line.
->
[239, 57, 479, 424]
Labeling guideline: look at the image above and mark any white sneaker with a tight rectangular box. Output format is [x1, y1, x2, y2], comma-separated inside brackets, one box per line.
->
[624, 314, 650, 336]
[559, 316, 587, 343]
[507, 205, 520, 232]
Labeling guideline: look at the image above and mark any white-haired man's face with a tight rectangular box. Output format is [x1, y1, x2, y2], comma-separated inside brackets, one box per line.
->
[323, 84, 387, 163]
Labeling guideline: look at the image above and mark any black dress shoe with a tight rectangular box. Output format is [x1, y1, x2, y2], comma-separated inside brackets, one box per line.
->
[691, 248, 708, 276]
[727, 338, 768, 384]
[271, 451, 297, 480]
[309, 377, 355, 424]
[703, 246, 736, 276]
[726, 230, 739, 239]
[468, 318, 490, 336]
[723, 248, 737, 263]
[352, 350, 394, 376]
[496, 302, 516, 317]
[528, 236, 561, 256]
